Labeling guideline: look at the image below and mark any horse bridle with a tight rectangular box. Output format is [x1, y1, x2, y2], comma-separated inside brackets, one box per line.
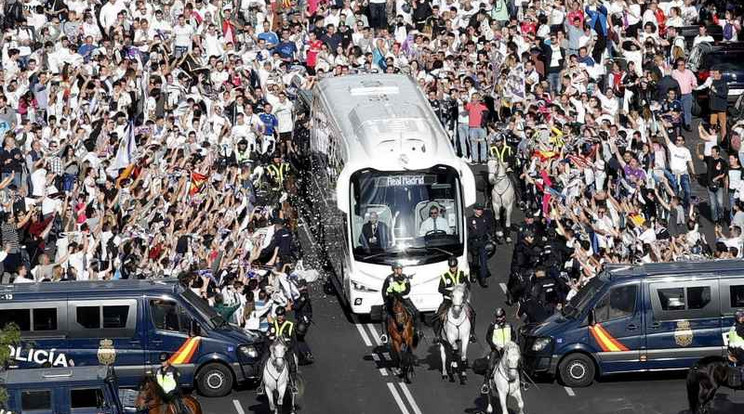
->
[489, 161, 513, 198]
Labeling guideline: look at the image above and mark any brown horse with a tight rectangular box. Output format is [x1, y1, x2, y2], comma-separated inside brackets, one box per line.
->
[387, 297, 416, 383]
[135, 375, 203, 414]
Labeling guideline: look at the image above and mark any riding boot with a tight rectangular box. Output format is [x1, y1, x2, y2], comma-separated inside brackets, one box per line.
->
[380, 316, 389, 344]
[468, 306, 477, 343]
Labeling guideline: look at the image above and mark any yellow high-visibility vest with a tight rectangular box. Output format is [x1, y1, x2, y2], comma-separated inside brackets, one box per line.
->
[492, 325, 512, 347]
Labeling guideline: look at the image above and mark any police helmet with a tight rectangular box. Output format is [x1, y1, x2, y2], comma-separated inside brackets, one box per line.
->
[522, 228, 535, 239]
[448, 257, 458, 268]
[392, 263, 403, 271]
[275, 307, 287, 317]
[736, 309, 744, 320]
[296, 321, 309, 338]
[237, 139, 248, 147]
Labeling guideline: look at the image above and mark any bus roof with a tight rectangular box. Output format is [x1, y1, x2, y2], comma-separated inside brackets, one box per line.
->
[315, 74, 456, 165]
[0, 279, 178, 298]
[604, 259, 744, 279]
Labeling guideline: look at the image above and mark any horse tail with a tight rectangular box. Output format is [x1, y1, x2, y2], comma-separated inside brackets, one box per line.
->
[686, 363, 701, 414]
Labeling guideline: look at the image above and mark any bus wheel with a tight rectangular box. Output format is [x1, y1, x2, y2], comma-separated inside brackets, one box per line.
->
[557, 353, 595, 388]
[197, 363, 233, 397]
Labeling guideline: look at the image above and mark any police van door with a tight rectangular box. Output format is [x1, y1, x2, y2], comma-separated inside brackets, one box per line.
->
[146, 298, 195, 378]
[67, 300, 145, 380]
[645, 278, 721, 370]
[588, 282, 643, 373]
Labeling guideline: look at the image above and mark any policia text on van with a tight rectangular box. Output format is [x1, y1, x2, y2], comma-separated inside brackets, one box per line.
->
[0, 280, 262, 397]
[522, 260, 744, 387]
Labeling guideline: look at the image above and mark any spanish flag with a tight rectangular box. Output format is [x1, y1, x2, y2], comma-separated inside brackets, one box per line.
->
[189, 172, 208, 195]
[167, 337, 201, 365]
[589, 324, 629, 352]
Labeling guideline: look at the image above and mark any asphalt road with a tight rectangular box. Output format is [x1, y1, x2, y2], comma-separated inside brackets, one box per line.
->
[197, 136, 744, 414]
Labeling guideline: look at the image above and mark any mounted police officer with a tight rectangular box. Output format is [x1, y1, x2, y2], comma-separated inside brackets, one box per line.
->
[728, 309, 744, 366]
[481, 308, 515, 393]
[468, 203, 492, 288]
[155, 356, 187, 414]
[257, 307, 299, 395]
[380, 263, 421, 344]
[433, 257, 476, 343]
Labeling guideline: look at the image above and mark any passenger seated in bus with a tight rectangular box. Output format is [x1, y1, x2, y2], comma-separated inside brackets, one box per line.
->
[418, 206, 451, 237]
[360, 212, 390, 252]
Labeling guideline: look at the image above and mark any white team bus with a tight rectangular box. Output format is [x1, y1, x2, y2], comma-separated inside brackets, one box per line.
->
[307, 74, 477, 317]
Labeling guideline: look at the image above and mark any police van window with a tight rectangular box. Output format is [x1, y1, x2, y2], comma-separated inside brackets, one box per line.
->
[0, 309, 31, 331]
[657, 286, 712, 311]
[687, 286, 712, 310]
[730, 285, 744, 308]
[33, 308, 57, 331]
[594, 285, 637, 323]
[77, 306, 101, 329]
[150, 300, 182, 332]
[21, 389, 52, 411]
[658, 287, 686, 311]
[70, 388, 104, 410]
[103, 305, 129, 329]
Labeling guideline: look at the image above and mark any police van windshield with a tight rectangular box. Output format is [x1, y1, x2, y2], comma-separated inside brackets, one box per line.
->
[181, 289, 225, 328]
[350, 165, 464, 265]
[563, 277, 605, 319]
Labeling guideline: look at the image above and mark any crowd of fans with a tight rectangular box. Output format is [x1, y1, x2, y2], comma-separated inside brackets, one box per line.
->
[0, 0, 743, 328]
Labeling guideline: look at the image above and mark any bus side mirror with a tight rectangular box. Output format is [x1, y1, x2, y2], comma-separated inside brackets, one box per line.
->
[189, 320, 201, 337]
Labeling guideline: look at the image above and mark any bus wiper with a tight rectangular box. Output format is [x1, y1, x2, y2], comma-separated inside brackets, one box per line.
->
[406, 246, 455, 256]
[362, 251, 398, 260]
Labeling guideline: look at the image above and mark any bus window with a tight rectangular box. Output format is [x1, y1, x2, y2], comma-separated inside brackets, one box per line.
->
[33, 308, 58, 331]
[22, 390, 52, 412]
[70, 388, 104, 410]
[150, 300, 181, 332]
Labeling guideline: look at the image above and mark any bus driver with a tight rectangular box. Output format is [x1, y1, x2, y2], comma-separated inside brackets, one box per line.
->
[419, 206, 451, 236]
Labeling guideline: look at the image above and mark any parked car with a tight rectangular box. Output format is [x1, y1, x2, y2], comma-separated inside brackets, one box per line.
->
[688, 42, 744, 116]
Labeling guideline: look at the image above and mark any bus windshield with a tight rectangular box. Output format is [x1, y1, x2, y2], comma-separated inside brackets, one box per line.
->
[350, 165, 464, 265]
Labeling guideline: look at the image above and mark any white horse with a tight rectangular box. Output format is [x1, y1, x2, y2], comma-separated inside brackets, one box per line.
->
[487, 158, 516, 243]
[486, 341, 524, 414]
[439, 284, 471, 384]
[263, 338, 296, 414]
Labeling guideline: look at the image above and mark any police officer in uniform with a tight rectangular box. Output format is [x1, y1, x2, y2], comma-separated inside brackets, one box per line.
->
[433, 257, 476, 342]
[482, 308, 515, 393]
[234, 139, 252, 165]
[266, 152, 290, 192]
[728, 309, 744, 366]
[530, 266, 562, 316]
[468, 203, 492, 287]
[155, 356, 187, 413]
[380, 263, 421, 344]
[258, 307, 299, 394]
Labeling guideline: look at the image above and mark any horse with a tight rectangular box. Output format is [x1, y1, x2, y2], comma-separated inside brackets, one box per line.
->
[388, 296, 416, 383]
[135, 375, 202, 414]
[487, 158, 516, 243]
[485, 341, 524, 414]
[263, 338, 297, 414]
[687, 355, 743, 414]
[439, 284, 471, 384]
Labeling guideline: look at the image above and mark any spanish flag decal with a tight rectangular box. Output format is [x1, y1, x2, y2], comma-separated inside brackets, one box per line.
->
[589, 324, 630, 352]
[168, 337, 201, 365]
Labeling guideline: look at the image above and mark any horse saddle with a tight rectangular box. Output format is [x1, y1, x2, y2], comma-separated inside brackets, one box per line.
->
[727, 366, 744, 389]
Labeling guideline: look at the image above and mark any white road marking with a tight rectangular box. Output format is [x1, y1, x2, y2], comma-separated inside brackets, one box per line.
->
[398, 383, 423, 414]
[564, 386, 575, 397]
[387, 383, 411, 414]
[371, 353, 388, 376]
[499, 283, 507, 294]
[352, 316, 373, 347]
[366, 323, 383, 346]
[232, 399, 246, 414]
[382, 352, 392, 361]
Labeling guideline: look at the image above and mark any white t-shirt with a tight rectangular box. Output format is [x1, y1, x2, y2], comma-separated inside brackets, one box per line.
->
[668, 143, 692, 174]
[30, 168, 47, 197]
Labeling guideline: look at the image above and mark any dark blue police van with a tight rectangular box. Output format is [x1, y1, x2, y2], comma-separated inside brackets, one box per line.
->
[522, 260, 744, 387]
[0, 280, 262, 397]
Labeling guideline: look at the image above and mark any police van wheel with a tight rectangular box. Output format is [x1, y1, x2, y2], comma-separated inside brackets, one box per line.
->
[197, 363, 234, 397]
[558, 353, 595, 388]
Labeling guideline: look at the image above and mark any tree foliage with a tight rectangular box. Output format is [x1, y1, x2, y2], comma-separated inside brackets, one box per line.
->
[0, 324, 21, 407]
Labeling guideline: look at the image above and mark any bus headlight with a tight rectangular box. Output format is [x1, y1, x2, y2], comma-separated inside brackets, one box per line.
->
[238, 345, 258, 359]
[351, 280, 378, 292]
[532, 337, 552, 352]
